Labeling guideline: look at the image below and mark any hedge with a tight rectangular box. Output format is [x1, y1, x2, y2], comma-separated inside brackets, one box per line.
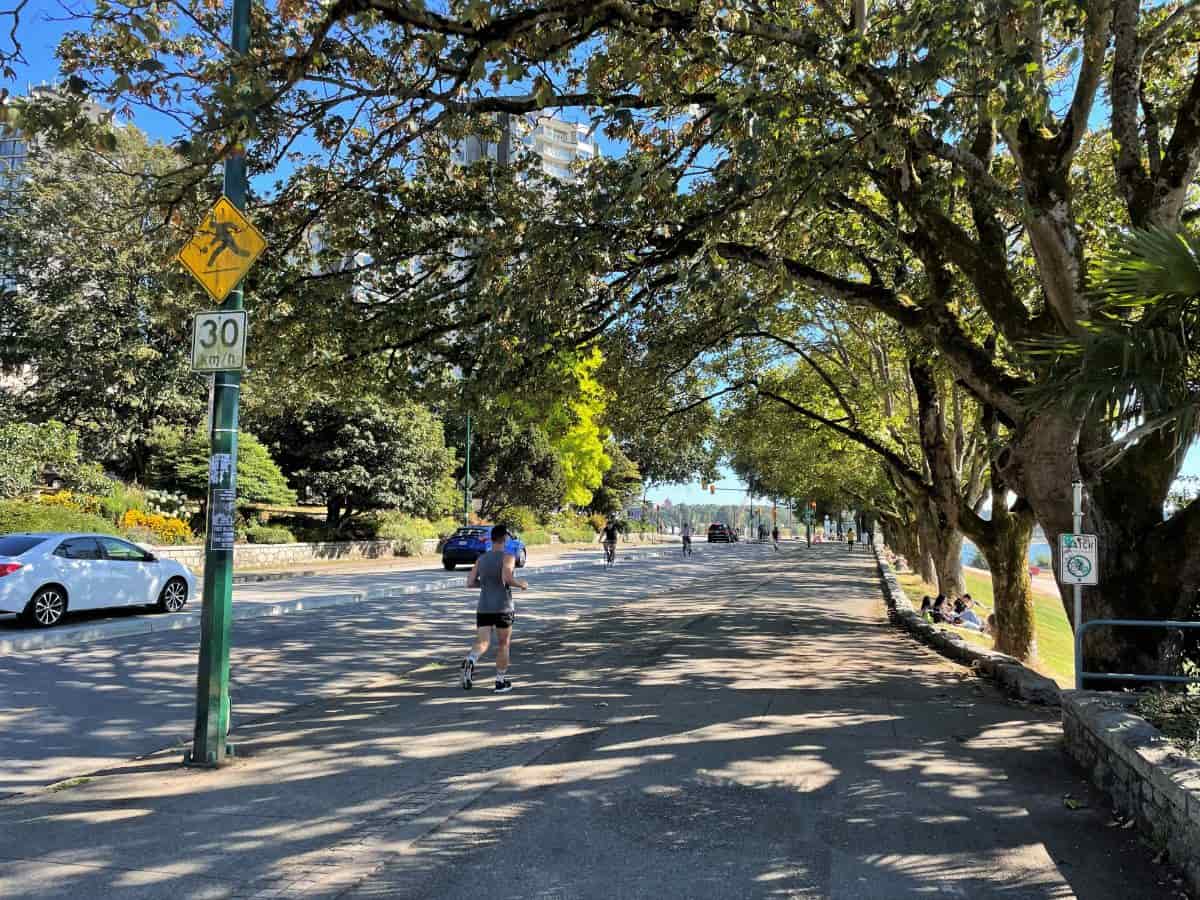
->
[244, 524, 298, 545]
[0, 500, 120, 536]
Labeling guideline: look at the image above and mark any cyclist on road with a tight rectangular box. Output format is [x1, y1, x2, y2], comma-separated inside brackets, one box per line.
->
[602, 519, 620, 566]
[681, 521, 693, 556]
[461, 524, 528, 694]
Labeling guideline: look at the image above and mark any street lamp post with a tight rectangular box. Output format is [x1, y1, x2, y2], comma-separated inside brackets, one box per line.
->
[187, 0, 251, 768]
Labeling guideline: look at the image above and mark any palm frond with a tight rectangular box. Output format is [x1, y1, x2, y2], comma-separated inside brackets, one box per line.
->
[1091, 229, 1200, 311]
[1019, 227, 1200, 464]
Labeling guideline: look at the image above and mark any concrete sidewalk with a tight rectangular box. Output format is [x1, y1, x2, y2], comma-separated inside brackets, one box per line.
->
[0, 547, 1175, 899]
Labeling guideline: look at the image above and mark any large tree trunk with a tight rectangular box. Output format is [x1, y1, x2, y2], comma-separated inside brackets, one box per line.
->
[978, 495, 1037, 660]
[915, 521, 937, 585]
[326, 498, 342, 529]
[932, 529, 965, 598]
[881, 513, 919, 570]
[1002, 411, 1200, 678]
[916, 505, 964, 595]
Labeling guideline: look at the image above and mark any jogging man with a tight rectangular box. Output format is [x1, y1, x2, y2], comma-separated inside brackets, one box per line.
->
[681, 521, 693, 556]
[461, 524, 528, 693]
[602, 519, 619, 565]
[771, 524, 780, 551]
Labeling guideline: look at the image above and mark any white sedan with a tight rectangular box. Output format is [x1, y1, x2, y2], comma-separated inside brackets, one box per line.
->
[0, 532, 196, 627]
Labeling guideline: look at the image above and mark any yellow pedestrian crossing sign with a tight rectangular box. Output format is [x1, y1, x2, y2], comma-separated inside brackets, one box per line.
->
[177, 196, 267, 303]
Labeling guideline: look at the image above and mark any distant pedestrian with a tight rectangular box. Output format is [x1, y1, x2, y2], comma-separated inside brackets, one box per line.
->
[771, 525, 780, 551]
[847, 527, 856, 553]
[461, 524, 528, 694]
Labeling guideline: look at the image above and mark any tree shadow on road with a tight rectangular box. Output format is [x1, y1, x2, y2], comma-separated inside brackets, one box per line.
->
[0, 548, 1170, 899]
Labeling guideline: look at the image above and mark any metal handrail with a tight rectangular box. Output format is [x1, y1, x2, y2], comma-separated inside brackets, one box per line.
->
[1076, 619, 1200, 687]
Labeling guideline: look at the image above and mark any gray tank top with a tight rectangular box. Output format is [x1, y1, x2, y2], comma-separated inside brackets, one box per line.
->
[476, 549, 513, 613]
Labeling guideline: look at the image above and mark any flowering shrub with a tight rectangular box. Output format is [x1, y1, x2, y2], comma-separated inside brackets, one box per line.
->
[144, 488, 189, 518]
[38, 490, 103, 516]
[120, 509, 193, 545]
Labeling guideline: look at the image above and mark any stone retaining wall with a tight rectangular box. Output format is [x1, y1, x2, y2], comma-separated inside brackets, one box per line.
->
[874, 545, 1061, 705]
[153, 539, 437, 571]
[155, 531, 675, 571]
[1063, 691, 1200, 894]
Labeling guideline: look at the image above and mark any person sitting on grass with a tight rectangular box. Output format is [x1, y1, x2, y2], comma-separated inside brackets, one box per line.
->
[919, 596, 934, 621]
[931, 595, 952, 623]
[953, 594, 986, 631]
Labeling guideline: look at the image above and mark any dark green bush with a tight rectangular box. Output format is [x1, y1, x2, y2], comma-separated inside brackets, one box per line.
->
[244, 524, 297, 545]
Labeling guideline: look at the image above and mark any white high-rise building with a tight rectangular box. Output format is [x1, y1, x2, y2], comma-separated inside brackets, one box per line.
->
[524, 114, 597, 181]
[452, 112, 599, 181]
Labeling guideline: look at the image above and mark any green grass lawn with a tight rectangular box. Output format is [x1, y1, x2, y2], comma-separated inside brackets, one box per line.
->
[897, 570, 1075, 687]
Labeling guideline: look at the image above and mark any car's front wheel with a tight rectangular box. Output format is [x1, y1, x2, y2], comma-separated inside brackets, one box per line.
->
[24, 586, 68, 628]
[157, 577, 189, 613]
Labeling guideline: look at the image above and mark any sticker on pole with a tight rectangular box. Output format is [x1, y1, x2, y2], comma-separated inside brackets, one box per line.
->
[177, 196, 267, 303]
[192, 311, 247, 373]
[1059, 533, 1099, 585]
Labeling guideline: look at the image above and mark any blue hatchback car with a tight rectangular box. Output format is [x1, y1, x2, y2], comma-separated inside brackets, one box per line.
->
[441, 526, 528, 570]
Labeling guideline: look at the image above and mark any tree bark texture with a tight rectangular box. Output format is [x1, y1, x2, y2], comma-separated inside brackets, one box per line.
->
[978, 492, 1037, 660]
[1000, 411, 1199, 675]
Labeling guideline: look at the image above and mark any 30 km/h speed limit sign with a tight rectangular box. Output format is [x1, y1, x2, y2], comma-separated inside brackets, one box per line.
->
[1059, 533, 1099, 585]
[192, 311, 248, 373]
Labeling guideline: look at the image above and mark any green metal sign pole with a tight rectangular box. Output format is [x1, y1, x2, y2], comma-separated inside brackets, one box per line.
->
[187, 0, 251, 768]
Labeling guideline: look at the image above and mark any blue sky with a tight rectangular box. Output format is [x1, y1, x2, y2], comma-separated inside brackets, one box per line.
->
[651, 445, 1200, 506]
[10, 8, 74, 101]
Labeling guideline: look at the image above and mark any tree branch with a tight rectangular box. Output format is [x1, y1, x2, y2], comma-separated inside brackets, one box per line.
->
[1059, 0, 1114, 164]
[756, 386, 928, 493]
[745, 329, 860, 428]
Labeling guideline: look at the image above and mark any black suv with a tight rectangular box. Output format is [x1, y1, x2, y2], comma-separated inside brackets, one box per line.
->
[707, 523, 738, 543]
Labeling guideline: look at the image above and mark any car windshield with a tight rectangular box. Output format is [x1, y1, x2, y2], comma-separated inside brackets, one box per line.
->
[0, 535, 47, 557]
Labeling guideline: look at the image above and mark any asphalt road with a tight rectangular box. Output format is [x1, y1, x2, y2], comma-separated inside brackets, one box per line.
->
[0, 541, 775, 797]
[0, 544, 1172, 900]
[0, 542, 628, 632]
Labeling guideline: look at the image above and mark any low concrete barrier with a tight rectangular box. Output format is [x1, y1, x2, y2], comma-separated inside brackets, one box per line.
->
[1063, 691, 1200, 894]
[873, 545, 1060, 706]
[152, 539, 438, 571]
[156, 533, 677, 573]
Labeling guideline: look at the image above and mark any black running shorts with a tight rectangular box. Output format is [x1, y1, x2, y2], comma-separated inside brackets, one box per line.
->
[477, 611, 515, 629]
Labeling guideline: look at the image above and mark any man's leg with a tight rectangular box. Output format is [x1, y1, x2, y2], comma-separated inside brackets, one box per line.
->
[471, 626, 492, 657]
[462, 626, 492, 689]
[494, 625, 513, 692]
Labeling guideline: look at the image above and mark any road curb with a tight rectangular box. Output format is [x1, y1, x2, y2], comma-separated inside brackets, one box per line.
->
[0, 549, 675, 655]
[231, 569, 321, 585]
